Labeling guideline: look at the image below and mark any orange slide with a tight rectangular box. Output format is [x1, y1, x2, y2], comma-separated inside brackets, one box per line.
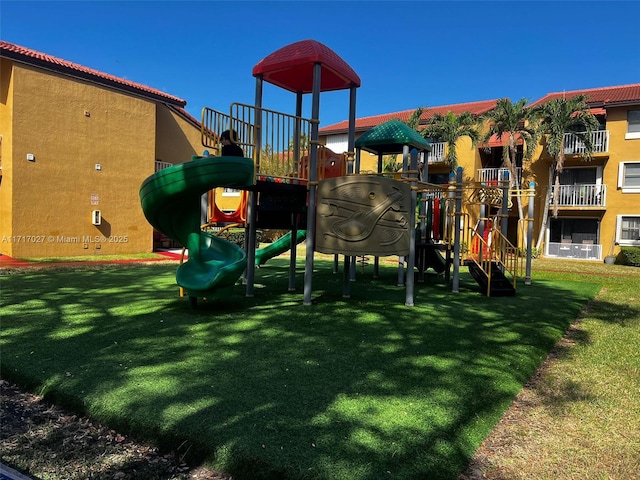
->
[208, 189, 248, 224]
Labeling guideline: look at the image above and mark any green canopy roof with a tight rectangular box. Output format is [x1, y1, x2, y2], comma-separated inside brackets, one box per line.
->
[355, 119, 431, 155]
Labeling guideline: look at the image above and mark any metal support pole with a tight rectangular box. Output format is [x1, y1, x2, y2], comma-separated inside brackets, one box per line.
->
[452, 167, 463, 293]
[397, 256, 405, 287]
[418, 192, 426, 283]
[500, 170, 510, 271]
[479, 203, 485, 264]
[303, 64, 322, 306]
[342, 84, 358, 298]
[245, 75, 263, 297]
[289, 218, 297, 292]
[374, 151, 383, 279]
[342, 255, 351, 298]
[405, 148, 418, 306]
[397, 145, 410, 287]
[525, 181, 535, 285]
[445, 175, 455, 284]
[344, 147, 355, 295]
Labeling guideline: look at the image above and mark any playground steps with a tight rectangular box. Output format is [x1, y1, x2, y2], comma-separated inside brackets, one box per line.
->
[464, 259, 516, 297]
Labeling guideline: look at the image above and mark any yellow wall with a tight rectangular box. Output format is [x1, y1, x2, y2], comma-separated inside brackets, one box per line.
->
[155, 106, 202, 163]
[599, 107, 636, 256]
[321, 109, 640, 258]
[0, 61, 204, 258]
[0, 59, 14, 252]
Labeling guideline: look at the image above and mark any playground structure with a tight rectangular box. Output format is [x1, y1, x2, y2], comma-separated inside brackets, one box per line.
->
[139, 40, 535, 307]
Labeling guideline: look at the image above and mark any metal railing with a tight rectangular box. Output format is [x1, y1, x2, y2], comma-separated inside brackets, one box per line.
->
[464, 227, 520, 296]
[201, 106, 257, 160]
[201, 103, 317, 181]
[477, 167, 522, 185]
[563, 130, 609, 155]
[426, 142, 445, 163]
[155, 160, 173, 172]
[550, 184, 606, 207]
[546, 241, 602, 260]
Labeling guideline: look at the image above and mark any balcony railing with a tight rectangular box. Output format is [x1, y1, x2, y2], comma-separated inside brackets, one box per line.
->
[563, 130, 609, 155]
[155, 160, 173, 172]
[426, 142, 446, 163]
[477, 167, 522, 185]
[547, 241, 601, 260]
[550, 184, 606, 207]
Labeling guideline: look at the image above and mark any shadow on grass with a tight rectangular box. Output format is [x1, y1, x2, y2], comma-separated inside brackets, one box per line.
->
[524, 292, 640, 415]
[0, 260, 606, 480]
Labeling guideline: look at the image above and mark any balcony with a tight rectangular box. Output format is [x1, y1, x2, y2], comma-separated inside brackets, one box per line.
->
[426, 142, 446, 163]
[550, 184, 606, 208]
[477, 167, 522, 185]
[155, 160, 173, 172]
[547, 241, 601, 260]
[563, 130, 609, 155]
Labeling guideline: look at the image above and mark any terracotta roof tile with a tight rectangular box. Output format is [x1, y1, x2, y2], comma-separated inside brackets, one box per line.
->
[527, 83, 640, 108]
[320, 99, 498, 134]
[0, 40, 186, 106]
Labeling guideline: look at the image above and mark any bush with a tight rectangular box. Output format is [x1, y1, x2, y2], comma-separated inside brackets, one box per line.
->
[224, 229, 262, 248]
[260, 229, 288, 243]
[616, 247, 640, 267]
[517, 246, 540, 259]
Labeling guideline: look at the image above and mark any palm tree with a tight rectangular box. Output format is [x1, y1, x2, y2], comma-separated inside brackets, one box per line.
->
[420, 111, 481, 172]
[533, 94, 600, 249]
[481, 98, 541, 241]
[405, 107, 424, 130]
[383, 107, 427, 173]
[288, 132, 310, 153]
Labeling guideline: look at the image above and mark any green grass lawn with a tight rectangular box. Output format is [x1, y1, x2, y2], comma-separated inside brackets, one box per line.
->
[0, 258, 606, 479]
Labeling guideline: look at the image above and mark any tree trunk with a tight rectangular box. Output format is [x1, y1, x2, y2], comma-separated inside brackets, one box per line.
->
[535, 167, 554, 251]
[552, 171, 561, 218]
[508, 144, 526, 248]
[551, 152, 565, 218]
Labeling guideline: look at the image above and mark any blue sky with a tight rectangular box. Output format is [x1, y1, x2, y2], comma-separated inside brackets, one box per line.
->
[2, 1, 639, 128]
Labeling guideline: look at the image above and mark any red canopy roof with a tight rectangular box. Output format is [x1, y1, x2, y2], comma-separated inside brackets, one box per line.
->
[252, 39, 360, 93]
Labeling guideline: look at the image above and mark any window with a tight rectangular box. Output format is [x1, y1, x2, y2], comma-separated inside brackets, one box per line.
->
[626, 110, 640, 139]
[616, 215, 640, 245]
[618, 161, 640, 193]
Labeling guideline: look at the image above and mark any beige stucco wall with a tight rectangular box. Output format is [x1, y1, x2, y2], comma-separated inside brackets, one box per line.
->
[0, 60, 204, 258]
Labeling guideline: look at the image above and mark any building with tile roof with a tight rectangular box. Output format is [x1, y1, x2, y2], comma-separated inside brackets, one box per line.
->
[1, 37, 638, 262]
[0, 40, 207, 257]
[319, 84, 640, 261]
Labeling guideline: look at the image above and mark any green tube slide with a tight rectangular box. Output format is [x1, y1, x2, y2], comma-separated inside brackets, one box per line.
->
[255, 230, 306, 267]
[139, 156, 254, 298]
